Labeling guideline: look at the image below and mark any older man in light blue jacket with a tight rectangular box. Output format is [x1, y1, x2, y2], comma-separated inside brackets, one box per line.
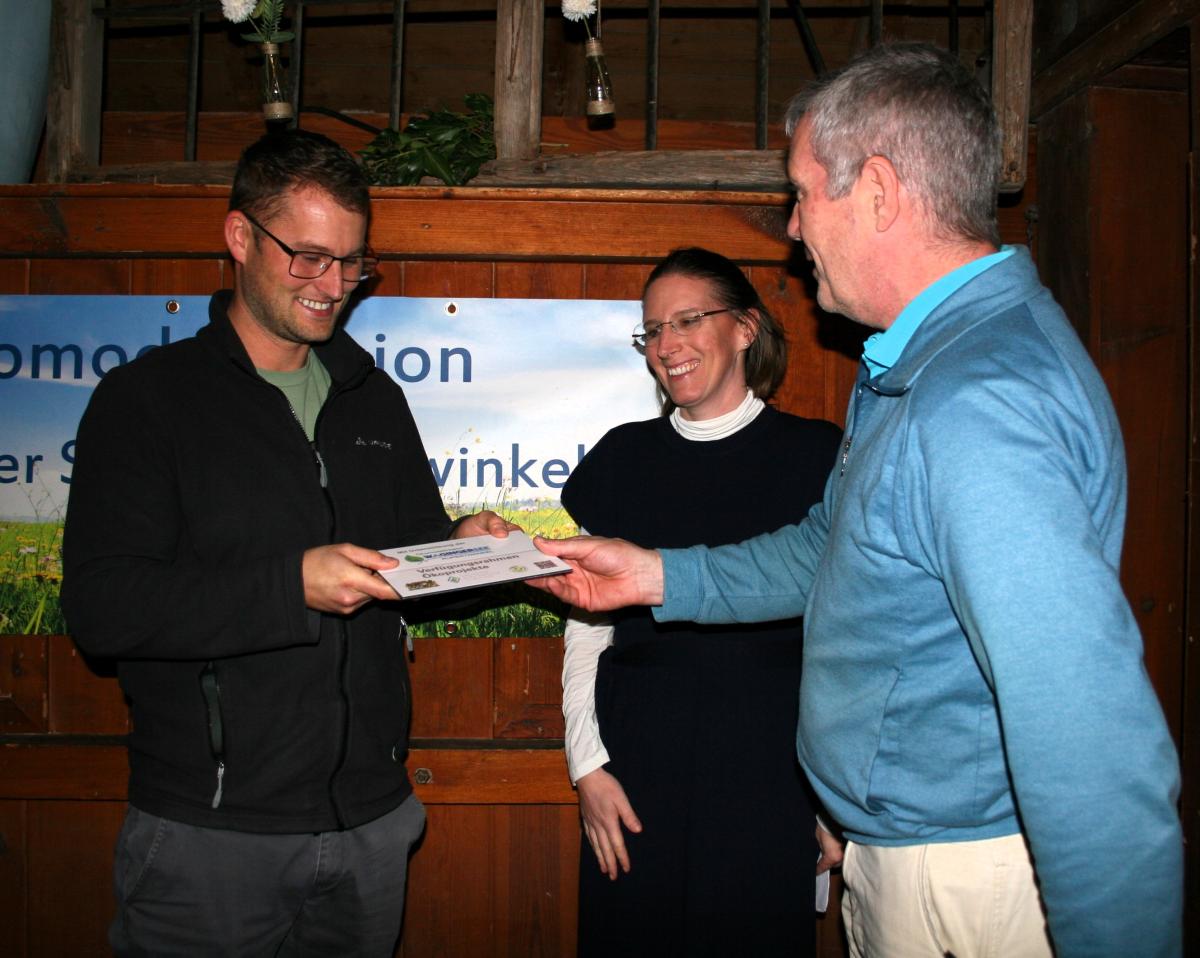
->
[534, 42, 1183, 958]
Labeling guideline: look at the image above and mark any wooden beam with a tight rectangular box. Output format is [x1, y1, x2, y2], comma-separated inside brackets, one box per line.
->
[0, 176, 1034, 260]
[67, 161, 238, 185]
[409, 748, 576, 804]
[477, 149, 789, 191]
[1031, 0, 1200, 119]
[45, 0, 103, 183]
[64, 150, 792, 192]
[0, 185, 793, 261]
[0, 742, 575, 804]
[0, 742, 128, 800]
[494, 0, 544, 161]
[993, 0, 1033, 192]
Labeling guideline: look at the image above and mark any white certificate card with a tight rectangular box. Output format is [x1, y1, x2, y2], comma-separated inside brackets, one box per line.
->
[378, 531, 570, 598]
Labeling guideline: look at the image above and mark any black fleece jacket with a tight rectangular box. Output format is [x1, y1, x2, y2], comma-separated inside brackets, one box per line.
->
[61, 292, 452, 832]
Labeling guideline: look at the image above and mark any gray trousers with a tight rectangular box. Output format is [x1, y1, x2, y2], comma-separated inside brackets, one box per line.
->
[109, 794, 426, 958]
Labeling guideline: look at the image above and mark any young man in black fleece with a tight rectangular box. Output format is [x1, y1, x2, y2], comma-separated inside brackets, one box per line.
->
[61, 129, 514, 957]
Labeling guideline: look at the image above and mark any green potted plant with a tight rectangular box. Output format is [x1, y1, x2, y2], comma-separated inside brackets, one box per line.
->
[359, 95, 496, 187]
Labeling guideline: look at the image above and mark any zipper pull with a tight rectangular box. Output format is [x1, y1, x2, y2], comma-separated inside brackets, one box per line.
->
[840, 436, 853, 476]
[400, 615, 413, 656]
[211, 760, 225, 809]
[313, 444, 328, 488]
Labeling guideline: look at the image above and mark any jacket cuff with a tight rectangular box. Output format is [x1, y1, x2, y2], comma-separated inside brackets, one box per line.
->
[654, 546, 704, 623]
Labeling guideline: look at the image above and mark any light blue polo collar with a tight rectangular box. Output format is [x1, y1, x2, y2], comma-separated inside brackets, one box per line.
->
[862, 246, 1016, 377]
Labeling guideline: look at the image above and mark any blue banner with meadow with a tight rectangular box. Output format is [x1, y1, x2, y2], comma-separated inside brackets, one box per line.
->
[0, 295, 653, 635]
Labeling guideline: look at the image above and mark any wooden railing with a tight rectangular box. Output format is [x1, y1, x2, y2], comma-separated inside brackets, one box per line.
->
[48, 0, 1031, 189]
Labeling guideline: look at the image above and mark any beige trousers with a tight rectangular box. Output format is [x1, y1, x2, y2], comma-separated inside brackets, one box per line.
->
[841, 833, 1054, 958]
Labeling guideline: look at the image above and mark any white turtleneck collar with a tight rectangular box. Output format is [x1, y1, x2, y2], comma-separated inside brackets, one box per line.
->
[670, 388, 765, 441]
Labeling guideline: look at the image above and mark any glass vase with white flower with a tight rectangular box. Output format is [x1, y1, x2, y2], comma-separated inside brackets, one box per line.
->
[221, 0, 295, 121]
[561, 0, 614, 116]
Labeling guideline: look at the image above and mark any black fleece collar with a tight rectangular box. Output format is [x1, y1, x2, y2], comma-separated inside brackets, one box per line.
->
[200, 289, 375, 390]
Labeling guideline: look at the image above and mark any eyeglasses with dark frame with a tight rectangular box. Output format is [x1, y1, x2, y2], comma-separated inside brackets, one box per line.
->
[240, 210, 379, 284]
[631, 308, 736, 349]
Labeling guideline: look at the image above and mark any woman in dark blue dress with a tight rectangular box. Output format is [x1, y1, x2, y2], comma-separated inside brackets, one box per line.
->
[561, 248, 842, 957]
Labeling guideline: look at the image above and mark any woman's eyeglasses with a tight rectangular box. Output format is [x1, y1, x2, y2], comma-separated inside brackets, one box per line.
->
[632, 308, 734, 349]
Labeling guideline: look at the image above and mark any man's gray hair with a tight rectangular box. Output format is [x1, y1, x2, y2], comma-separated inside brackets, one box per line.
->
[784, 42, 1001, 247]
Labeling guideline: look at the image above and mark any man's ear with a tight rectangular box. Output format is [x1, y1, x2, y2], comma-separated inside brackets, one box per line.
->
[858, 154, 902, 233]
[225, 210, 252, 265]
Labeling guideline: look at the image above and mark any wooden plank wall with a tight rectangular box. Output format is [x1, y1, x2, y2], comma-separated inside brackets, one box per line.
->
[1034, 71, 1189, 737]
[0, 178, 1034, 956]
[1035, 72, 1194, 950]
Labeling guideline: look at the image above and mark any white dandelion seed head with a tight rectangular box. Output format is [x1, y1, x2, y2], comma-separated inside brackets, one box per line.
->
[561, 0, 597, 23]
[221, 0, 256, 22]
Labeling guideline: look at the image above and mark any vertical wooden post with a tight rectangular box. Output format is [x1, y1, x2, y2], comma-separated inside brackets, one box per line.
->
[185, 9, 202, 161]
[755, 0, 769, 150]
[291, 2, 308, 128]
[494, 0, 543, 161]
[646, 0, 661, 149]
[389, 0, 407, 130]
[992, 0, 1033, 192]
[45, 0, 102, 182]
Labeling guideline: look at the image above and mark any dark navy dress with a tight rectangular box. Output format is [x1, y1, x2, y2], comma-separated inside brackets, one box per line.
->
[563, 407, 841, 958]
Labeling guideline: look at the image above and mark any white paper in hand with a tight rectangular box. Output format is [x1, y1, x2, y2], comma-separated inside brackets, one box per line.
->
[377, 531, 569, 598]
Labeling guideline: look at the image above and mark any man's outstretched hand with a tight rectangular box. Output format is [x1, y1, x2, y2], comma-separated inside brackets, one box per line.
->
[529, 535, 664, 611]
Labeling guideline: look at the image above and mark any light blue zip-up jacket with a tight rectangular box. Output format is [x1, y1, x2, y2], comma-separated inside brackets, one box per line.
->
[657, 248, 1182, 957]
